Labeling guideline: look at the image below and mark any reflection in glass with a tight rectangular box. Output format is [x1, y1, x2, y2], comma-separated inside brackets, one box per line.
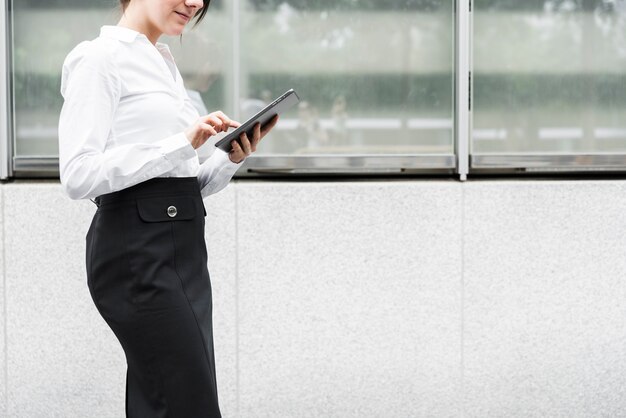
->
[12, 0, 453, 161]
[11, 1, 231, 158]
[239, 0, 455, 155]
[473, 0, 626, 154]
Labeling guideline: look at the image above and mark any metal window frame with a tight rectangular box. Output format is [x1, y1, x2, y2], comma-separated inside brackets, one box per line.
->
[8, 2, 625, 179]
[236, 154, 456, 176]
[467, 2, 626, 175]
[7, 1, 459, 179]
[228, 3, 458, 178]
[455, 0, 471, 181]
[1, 0, 12, 180]
[472, 154, 626, 172]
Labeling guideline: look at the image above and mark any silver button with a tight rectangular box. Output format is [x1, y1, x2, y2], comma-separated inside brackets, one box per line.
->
[167, 205, 177, 218]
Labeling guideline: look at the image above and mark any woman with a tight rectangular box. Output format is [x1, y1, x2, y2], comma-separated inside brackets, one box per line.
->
[58, 1, 277, 416]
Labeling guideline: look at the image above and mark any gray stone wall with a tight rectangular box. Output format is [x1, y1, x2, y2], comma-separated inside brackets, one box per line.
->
[0, 180, 625, 417]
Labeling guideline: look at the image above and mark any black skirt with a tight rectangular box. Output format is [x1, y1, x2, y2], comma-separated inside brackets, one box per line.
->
[86, 177, 221, 418]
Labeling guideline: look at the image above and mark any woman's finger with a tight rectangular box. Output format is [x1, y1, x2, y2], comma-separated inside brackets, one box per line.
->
[213, 111, 242, 131]
[212, 113, 233, 131]
[213, 110, 228, 121]
[230, 140, 244, 163]
[202, 115, 224, 132]
[260, 115, 279, 136]
[239, 133, 252, 155]
[254, 122, 261, 139]
[200, 122, 218, 137]
[250, 123, 262, 150]
[248, 124, 260, 147]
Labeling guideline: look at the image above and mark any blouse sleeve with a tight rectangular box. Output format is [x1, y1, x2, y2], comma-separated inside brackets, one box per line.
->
[196, 148, 243, 198]
[58, 41, 197, 200]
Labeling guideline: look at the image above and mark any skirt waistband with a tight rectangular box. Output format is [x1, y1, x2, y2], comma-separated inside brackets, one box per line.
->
[94, 177, 200, 207]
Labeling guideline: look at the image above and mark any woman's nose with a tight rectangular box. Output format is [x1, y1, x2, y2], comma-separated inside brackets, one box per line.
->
[185, 0, 204, 9]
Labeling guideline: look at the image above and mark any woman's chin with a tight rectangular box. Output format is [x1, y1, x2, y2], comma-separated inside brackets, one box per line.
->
[164, 24, 186, 37]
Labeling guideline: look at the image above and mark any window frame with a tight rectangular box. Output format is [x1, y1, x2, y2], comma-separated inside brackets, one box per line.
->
[4, 0, 626, 180]
[1, 0, 12, 179]
[468, 1, 626, 174]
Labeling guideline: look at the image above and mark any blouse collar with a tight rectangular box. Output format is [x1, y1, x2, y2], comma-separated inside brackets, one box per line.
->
[99, 25, 142, 43]
[99, 25, 172, 53]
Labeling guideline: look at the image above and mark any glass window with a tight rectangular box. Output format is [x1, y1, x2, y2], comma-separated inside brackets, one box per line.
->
[9, 0, 626, 177]
[10, 0, 118, 158]
[238, 0, 455, 159]
[11, 0, 455, 175]
[472, 0, 626, 157]
[10, 0, 231, 165]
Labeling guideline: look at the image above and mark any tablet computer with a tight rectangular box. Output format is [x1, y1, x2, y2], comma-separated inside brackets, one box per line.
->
[214, 89, 300, 153]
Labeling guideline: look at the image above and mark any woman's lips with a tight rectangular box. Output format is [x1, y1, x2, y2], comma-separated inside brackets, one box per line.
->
[175, 11, 190, 21]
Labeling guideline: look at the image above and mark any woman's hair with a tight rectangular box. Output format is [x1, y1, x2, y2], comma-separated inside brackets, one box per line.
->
[119, 1, 211, 28]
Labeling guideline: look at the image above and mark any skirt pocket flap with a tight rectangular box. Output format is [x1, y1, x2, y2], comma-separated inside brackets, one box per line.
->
[136, 196, 197, 222]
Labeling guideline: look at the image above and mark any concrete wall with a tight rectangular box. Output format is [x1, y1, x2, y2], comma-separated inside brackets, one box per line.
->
[0, 179, 625, 417]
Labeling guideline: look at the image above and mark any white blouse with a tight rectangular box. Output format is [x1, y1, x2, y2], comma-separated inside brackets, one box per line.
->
[58, 25, 242, 200]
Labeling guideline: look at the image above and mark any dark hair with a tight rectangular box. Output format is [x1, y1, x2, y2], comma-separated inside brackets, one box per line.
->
[119, 1, 211, 28]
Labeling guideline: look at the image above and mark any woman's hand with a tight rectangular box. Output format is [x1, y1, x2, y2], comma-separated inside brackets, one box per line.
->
[185, 111, 241, 149]
[229, 115, 279, 164]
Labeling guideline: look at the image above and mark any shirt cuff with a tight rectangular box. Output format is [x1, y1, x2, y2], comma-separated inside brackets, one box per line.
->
[156, 132, 197, 164]
[214, 148, 244, 174]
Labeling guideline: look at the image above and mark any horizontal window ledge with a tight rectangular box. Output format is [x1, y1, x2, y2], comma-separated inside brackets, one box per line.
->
[237, 154, 456, 176]
[13, 154, 456, 178]
[471, 154, 626, 172]
[13, 156, 59, 177]
[12, 154, 626, 179]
